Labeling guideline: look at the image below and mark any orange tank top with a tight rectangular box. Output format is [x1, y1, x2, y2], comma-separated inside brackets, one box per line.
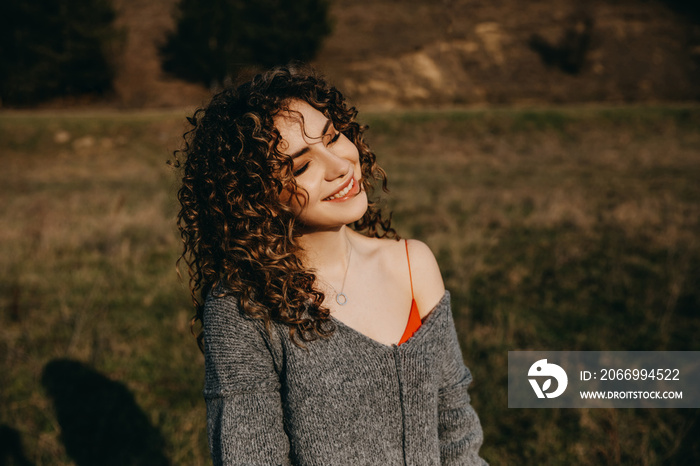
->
[398, 240, 421, 345]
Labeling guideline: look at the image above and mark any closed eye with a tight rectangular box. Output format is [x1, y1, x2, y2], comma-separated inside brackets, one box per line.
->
[324, 126, 341, 146]
[293, 129, 340, 177]
[293, 162, 309, 177]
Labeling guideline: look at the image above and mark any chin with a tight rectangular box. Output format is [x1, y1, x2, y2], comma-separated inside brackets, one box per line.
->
[341, 192, 369, 224]
[299, 193, 368, 230]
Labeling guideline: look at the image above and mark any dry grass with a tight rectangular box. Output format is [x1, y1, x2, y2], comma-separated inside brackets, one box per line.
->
[0, 105, 698, 465]
[0, 110, 206, 465]
[365, 106, 700, 464]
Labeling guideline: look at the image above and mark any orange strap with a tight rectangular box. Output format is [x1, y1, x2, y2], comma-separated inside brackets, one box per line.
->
[405, 239, 414, 299]
[399, 240, 421, 345]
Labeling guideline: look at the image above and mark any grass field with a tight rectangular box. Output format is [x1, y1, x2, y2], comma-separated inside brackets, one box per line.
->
[1, 105, 698, 465]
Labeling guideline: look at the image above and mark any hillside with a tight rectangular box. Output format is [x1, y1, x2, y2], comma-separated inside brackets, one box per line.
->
[107, 0, 699, 108]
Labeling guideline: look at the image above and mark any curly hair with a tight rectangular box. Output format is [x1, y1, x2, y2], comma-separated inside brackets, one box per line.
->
[175, 66, 396, 349]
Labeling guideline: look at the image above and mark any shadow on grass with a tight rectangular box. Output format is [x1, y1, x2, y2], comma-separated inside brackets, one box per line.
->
[41, 359, 169, 466]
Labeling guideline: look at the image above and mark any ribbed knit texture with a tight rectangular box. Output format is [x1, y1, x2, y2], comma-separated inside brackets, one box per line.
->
[203, 290, 487, 466]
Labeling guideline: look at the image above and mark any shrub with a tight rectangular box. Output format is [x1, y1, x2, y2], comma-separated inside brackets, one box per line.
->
[160, 0, 332, 87]
[0, 0, 120, 106]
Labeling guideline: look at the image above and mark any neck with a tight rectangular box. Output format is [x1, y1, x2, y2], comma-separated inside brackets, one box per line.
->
[297, 225, 353, 275]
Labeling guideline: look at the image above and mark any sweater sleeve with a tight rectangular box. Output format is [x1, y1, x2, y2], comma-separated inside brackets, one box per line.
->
[203, 294, 291, 466]
[438, 304, 488, 466]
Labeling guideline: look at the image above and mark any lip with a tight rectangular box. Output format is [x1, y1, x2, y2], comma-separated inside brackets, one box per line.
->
[323, 176, 361, 202]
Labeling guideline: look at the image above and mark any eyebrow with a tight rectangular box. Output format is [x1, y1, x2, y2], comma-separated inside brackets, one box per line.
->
[290, 118, 332, 159]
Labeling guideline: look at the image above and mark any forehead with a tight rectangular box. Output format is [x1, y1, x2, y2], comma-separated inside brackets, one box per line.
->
[274, 100, 328, 152]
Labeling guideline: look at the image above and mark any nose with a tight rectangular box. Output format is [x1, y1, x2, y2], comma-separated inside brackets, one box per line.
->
[320, 147, 352, 181]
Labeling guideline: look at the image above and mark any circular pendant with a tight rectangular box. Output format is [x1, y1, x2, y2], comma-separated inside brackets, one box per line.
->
[336, 293, 348, 306]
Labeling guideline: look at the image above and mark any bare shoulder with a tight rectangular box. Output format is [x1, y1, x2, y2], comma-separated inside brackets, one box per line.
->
[350, 233, 446, 317]
[405, 239, 446, 318]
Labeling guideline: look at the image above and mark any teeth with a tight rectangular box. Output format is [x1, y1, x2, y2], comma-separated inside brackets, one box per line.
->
[325, 179, 354, 200]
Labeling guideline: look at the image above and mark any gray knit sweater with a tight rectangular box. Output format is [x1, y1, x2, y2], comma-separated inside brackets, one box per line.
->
[203, 290, 487, 466]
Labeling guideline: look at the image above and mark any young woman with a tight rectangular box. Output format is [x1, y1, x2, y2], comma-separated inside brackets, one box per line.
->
[177, 66, 486, 465]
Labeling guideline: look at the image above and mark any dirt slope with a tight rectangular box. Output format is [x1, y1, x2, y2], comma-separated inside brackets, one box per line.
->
[109, 0, 700, 108]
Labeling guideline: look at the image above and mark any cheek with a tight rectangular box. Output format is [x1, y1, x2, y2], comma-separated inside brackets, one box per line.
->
[349, 146, 362, 172]
[348, 142, 361, 161]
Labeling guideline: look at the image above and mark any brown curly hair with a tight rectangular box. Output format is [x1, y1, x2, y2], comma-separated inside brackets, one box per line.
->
[175, 66, 396, 349]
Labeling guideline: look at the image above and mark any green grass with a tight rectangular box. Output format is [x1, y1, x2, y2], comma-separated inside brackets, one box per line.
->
[1, 105, 699, 465]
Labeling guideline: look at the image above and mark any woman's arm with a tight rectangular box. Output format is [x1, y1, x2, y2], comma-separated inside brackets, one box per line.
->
[203, 294, 291, 466]
[437, 308, 487, 465]
[405, 239, 446, 320]
[408, 239, 487, 465]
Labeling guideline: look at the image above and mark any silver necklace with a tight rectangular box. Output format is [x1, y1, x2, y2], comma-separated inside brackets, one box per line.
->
[334, 242, 352, 306]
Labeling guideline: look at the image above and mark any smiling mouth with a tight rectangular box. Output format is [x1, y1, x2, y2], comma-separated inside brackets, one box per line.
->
[323, 177, 358, 201]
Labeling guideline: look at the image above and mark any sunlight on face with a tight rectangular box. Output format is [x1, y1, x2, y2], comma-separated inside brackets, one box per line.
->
[274, 100, 367, 230]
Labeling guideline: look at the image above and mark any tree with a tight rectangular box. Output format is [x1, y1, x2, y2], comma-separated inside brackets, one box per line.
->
[0, 0, 120, 106]
[160, 0, 332, 87]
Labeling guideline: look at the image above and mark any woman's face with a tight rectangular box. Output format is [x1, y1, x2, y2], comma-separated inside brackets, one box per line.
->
[274, 100, 368, 230]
